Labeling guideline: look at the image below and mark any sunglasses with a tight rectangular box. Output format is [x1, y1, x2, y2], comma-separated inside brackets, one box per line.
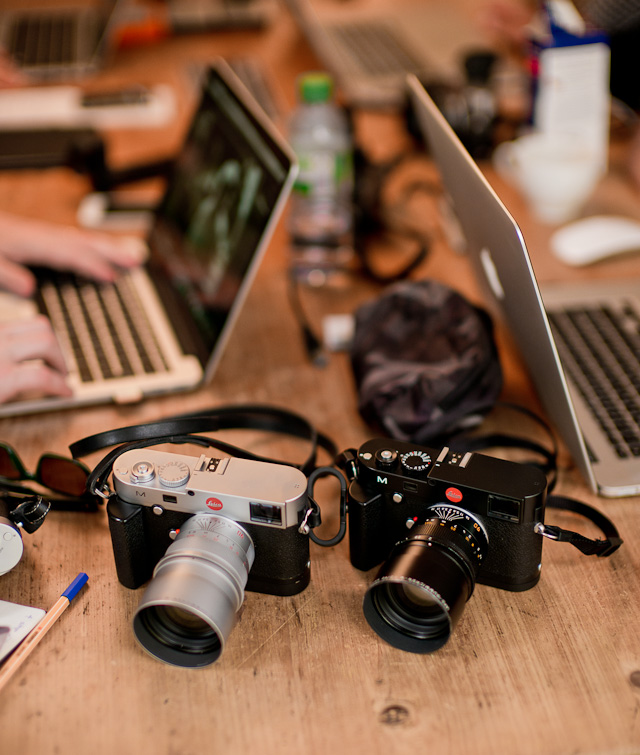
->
[0, 441, 90, 498]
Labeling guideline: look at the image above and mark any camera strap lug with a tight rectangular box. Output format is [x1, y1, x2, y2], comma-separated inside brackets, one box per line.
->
[335, 449, 358, 482]
[534, 522, 560, 541]
[94, 483, 112, 501]
[298, 503, 321, 535]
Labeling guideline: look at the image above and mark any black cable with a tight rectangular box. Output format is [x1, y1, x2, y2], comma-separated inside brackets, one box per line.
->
[287, 273, 327, 367]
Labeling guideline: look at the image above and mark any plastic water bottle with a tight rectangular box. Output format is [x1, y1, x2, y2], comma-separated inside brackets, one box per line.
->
[288, 72, 354, 284]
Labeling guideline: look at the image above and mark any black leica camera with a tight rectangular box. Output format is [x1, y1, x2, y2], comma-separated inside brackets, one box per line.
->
[107, 448, 311, 667]
[346, 438, 548, 653]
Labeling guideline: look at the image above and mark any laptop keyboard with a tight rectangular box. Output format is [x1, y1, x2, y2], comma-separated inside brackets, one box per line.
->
[548, 302, 640, 458]
[227, 57, 281, 122]
[328, 22, 425, 76]
[8, 14, 78, 67]
[39, 273, 170, 384]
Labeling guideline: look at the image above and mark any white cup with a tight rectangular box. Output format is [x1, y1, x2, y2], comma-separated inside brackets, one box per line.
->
[493, 132, 602, 225]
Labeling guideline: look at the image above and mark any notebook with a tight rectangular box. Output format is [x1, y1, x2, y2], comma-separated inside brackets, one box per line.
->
[282, 0, 487, 108]
[0, 0, 121, 80]
[408, 74, 640, 498]
[0, 59, 296, 418]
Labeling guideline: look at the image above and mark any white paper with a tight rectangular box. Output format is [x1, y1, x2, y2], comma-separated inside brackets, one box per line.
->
[0, 600, 46, 662]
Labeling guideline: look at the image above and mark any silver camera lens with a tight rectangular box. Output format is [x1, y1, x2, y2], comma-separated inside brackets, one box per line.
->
[132, 513, 255, 667]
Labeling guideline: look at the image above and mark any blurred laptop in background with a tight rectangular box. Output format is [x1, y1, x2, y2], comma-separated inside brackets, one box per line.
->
[0, 0, 122, 80]
[282, 0, 487, 108]
[0, 60, 296, 418]
[167, 0, 277, 32]
[408, 75, 640, 498]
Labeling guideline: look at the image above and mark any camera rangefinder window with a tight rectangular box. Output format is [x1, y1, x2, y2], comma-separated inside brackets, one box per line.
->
[249, 502, 283, 525]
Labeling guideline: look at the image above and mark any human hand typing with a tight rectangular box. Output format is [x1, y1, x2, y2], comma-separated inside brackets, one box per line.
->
[0, 211, 148, 297]
[0, 212, 148, 403]
[0, 316, 72, 403]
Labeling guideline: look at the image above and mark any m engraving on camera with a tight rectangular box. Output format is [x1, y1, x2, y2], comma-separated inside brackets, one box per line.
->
[346, 438, 548, 654]
[107, 449, 310, 667]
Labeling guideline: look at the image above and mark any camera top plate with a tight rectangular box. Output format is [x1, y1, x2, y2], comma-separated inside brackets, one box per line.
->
[112, 449, 307, 529]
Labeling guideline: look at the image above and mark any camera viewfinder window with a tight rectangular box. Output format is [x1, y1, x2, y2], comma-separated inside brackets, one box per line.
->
[487, 496, 521, 522]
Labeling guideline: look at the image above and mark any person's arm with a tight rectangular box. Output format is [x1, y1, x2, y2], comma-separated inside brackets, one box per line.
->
[476, 0, 538, 51]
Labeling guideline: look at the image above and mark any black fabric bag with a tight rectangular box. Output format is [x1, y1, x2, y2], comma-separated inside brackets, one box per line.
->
[350, 279, 503, 443]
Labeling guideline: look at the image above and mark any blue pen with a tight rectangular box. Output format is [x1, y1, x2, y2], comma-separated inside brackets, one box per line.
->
[0, 572, 89, 692]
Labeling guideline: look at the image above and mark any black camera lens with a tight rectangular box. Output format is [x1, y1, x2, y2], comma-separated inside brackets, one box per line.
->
[363, 505, 488, 653]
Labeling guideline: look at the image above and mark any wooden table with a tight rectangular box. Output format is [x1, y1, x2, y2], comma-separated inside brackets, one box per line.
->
[1, 4, 639, 754]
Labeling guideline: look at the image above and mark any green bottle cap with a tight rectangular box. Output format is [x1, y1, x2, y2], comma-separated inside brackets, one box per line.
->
[299, 72, 333, 103]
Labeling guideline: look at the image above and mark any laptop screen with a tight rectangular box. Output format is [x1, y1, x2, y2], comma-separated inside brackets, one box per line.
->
[147, 64, 293, 367]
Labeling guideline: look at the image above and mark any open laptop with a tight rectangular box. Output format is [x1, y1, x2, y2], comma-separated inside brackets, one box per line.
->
[408, 74, 640, 498]
[0, 59, 296, 418]
[0, 0, 121, 80]
[283, 0, 487, 108]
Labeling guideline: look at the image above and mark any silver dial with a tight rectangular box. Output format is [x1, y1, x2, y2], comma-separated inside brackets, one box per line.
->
[158, 461, 190, 488]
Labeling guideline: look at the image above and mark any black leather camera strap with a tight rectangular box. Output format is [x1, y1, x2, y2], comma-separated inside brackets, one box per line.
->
[541, 495, 622, 557]
[70, 404, 339, 498]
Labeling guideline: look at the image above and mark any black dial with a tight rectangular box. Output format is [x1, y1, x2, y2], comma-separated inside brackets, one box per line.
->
[400, 450, 432, 475]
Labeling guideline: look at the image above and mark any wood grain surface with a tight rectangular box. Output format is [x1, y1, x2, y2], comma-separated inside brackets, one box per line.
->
[1, 3, 639, 753]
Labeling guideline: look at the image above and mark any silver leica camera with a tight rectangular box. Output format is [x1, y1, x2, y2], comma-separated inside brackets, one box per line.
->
[107, 449, 310, 667]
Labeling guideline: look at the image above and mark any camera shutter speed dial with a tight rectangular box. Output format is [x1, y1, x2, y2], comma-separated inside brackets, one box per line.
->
[158, 461, 190, 488]
[400, 450, 432, 475]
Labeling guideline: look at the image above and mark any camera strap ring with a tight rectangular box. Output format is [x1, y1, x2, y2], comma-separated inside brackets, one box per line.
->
[304, 466, 348, 547]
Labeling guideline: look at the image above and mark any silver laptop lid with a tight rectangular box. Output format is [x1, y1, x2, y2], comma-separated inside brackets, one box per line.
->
[407, 74, 600, 495]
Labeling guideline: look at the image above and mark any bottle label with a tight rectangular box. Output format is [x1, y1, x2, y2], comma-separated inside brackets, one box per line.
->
[293, 151, 352, 197]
